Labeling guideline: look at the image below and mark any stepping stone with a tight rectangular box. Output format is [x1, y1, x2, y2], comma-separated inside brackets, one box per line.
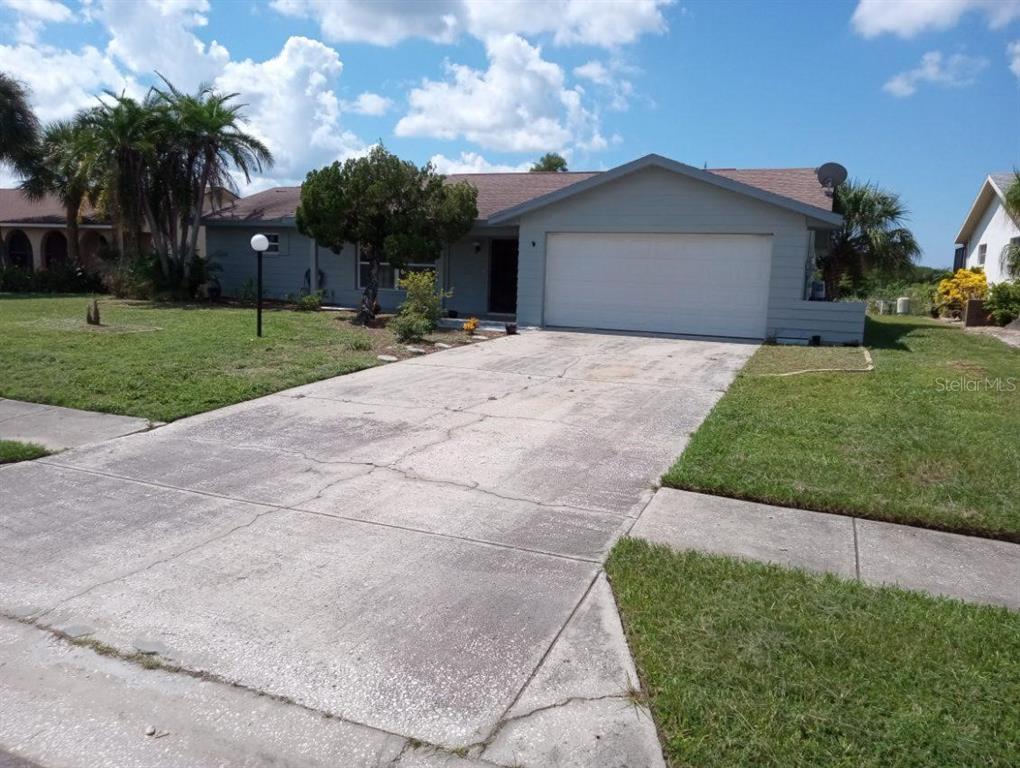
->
[377, 355, 399, 362]
[434, 342, 452, 349]
[404, 346, 426, 354]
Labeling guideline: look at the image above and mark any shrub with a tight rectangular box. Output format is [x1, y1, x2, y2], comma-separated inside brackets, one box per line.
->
[985, 281, 1020, 326]
[104, 252, 156, 299]
[239, 277, 258, 305]
[296, 292, 322, 312]
[390, 312, 432, 342]
[396, 269, 450, 330]
[463, 316, 479, 334]
[936, 268, 987, 316]
[904, 282, 939, 317]
[0, 265, 104, 294]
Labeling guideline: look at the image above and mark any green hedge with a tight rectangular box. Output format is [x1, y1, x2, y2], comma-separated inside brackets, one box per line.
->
[0, 265, 105, 294]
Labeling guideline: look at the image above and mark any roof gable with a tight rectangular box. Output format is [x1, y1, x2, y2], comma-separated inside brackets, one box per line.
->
[956, 173, 1018, 245]
[487, 154, 842, 226]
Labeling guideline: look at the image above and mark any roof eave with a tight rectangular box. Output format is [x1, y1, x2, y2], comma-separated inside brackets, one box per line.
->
[954, 179, 998, 245]
[203, 216, 297, 227]
[487, 153, 841, 226]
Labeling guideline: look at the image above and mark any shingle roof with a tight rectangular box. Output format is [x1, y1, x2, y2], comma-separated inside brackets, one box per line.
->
[200, 164, 836, 225]
[203, 186, 303, 223]
[445, 171, 601, 219]
[990, 172, 1017, 194]
[0, 189, 105, 225]
[709, 168, 833, 211]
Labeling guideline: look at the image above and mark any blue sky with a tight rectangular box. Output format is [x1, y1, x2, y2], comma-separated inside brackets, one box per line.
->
[2, 0, 1018, 267]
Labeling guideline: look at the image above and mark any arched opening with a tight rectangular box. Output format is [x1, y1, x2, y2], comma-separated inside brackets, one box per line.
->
[79, 231, 110, 269]
[42, 230, 68, 270]
[6, 230, 33, 271]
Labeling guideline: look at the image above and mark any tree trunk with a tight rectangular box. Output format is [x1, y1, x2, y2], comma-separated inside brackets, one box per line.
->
[185, 162, 212, 281]
[141, 196, 168, 276]
[65, 200, 80, 266]
[358, 249, 380, 324]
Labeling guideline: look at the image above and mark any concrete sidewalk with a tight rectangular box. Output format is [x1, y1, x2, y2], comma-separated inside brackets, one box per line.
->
[0, 398, 155, 451]
[632, 488, 1020, 610]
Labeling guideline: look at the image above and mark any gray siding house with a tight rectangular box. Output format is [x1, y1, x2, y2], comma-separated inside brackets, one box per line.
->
[204, 154, 865, 344]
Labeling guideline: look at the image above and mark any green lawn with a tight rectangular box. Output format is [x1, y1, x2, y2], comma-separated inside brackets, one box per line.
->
[0, 440, 50, 464]
[607, 539, 1020, 768]
[664, 316, 1020, 541]
[0, 295, 458, 422]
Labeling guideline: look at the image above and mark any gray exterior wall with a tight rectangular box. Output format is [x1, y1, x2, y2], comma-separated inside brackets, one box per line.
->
[206, 224, 501, 315]
[208, 226, 312, 302]
[514, 166, 864, 344]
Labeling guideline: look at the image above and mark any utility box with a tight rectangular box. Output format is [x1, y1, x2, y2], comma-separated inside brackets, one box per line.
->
[963, 299, 991, 327]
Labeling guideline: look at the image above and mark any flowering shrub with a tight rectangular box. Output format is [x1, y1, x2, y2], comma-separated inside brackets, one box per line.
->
[463, 316, 479, 334]
[985, 281, 1020, 326]
[937, 268, 987, 316]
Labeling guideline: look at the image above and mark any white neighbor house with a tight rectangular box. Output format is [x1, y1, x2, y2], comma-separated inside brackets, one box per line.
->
[955, 172, 1019, 284]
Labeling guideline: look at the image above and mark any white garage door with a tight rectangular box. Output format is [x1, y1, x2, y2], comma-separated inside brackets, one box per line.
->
[544, 233, 771, 338]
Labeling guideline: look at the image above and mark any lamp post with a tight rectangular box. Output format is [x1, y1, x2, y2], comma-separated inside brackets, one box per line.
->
[250, 233, 269, 337]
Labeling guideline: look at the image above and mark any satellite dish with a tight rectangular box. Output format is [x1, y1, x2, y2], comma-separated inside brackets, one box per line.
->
[815, 162, 848, 190]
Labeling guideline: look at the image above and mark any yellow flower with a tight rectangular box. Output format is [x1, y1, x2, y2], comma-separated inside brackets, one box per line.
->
[937, 268, 987, 312]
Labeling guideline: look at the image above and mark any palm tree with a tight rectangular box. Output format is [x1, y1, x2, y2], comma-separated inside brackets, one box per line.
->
[151, 79, 272, 270]
[21, 119, 93, 265]
[0, 72, 40, 177]
[530, 152, 568, 172]
[1000, 172, 1020, 281]
[819, 180, 921, 298]
[79, 92, 163, 260]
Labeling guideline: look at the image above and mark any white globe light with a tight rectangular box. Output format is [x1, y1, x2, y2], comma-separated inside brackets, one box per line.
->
[250, 234, 269, 252]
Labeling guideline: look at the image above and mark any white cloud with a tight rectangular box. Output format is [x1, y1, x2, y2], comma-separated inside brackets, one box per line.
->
[1009, 40, 1020, 78]
[2, 0, 74, 43]
[429, 151, 532, 173]
[573, 59, 635, 111]
[0, 43, 136, 122]
[215, 36, 366, 187]
[852, 0, 1020, 39]
[464, 0, 671, 47]
[2, 0, 73, 21]
[100, 0, 229, 89]
[344, 92, 393, 116]
[271, 0, 672, 48]
[395, 34, 604, 154]
[271, 0, 461, 46]
[882, 51, 988, 96]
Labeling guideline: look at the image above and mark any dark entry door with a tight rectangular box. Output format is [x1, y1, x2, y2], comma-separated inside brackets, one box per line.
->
[488, 239, 518, 314]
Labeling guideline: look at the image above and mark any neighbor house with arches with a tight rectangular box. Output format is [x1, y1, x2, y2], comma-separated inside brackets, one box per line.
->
[0, 189, 113, 272]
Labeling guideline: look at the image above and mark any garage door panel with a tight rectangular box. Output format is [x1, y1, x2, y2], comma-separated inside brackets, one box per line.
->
[544, 233, 770, 338]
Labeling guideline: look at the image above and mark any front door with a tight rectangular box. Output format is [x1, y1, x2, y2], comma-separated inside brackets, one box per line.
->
[488, 239, 518, 314]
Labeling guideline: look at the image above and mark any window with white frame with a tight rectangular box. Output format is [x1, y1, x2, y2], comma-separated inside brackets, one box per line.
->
[357, 248, 437, 290]
[265, 233, 280, 253]
[977, 243, 987, 265]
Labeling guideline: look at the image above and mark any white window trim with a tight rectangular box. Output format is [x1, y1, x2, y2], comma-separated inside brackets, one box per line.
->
[356, 247, 439, 291]
[265, 233, 280, 254]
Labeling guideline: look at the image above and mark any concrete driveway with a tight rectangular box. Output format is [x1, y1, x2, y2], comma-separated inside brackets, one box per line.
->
[0, 330, 756, 767]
